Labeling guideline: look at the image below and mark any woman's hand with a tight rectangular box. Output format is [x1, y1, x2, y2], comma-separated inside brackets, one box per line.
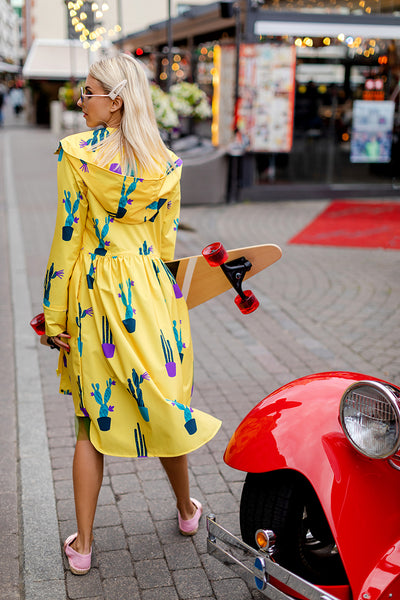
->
[47, 332, 71, 352]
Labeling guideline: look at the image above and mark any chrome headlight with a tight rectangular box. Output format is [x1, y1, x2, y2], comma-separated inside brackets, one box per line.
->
[340, 381, 400, 459]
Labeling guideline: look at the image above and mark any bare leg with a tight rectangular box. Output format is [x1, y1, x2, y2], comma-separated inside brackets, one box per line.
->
[159, 455, 196, 520]
[70, 420, 104, 554]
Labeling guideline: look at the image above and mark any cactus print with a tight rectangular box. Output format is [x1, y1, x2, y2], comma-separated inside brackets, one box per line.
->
[43, 129, 220, 458]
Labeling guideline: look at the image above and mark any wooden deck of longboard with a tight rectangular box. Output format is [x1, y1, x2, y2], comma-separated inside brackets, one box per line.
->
[166, 244, 282, 310]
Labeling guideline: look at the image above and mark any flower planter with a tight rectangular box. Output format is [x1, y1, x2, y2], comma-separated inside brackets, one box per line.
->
[95, 247, 107, 256]
[102, 343, 115, 358]
[62, 226, 73, 241]
[165, 361, 176, 377]
[86, 275, 94, 289]
[97, 416, 111, 431]
[184, 418, 197, 435]
[123, 318, 136, 333]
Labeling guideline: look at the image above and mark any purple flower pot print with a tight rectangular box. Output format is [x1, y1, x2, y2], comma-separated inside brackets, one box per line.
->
[97, 416, 111, 431]
[102, 343, 115, 358]
[165, 361, 176, 377]
[102, 317, 115, 356]
[123, 318, 136, 333]
[184, 418, 197, 435]
[160, 330, 176, 377]
[173, 283, 183, 299]
[62, 225, 73, 241]
[95, 247, 107, 256]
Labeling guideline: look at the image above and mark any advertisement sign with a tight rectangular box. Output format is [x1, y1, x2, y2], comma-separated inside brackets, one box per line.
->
[350, 100, 395, 163]
[237, 44, 296, 153]
[213, 43, 296, 152]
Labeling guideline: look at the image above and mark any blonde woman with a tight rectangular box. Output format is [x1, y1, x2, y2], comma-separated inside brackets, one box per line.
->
[43, 53, 221, 575]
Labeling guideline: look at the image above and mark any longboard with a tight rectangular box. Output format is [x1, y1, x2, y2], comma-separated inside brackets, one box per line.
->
[166, 243, 282, 311]
[31, 243, 282, 344]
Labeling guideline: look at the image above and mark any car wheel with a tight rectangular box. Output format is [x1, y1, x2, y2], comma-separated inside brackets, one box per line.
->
[240, 470, 348, 585]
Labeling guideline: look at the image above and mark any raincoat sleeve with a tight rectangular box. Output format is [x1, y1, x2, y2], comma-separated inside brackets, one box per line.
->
[160, 170, 181, 262]
[43, 147, 88, 337]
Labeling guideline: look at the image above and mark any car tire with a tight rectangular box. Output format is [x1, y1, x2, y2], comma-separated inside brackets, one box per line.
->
[240, 470, 348, 585]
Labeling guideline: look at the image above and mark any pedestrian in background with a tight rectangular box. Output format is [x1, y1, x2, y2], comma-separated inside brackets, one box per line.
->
[42, 53, 221, 575]
[9, 83, 24, 116]
[0, 81, 7, 126]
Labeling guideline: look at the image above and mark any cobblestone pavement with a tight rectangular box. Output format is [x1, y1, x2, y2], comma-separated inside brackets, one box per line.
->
[1, 126, 400, 600]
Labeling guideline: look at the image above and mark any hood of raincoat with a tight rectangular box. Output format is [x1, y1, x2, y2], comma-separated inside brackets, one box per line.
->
[56, 128, 182, 225]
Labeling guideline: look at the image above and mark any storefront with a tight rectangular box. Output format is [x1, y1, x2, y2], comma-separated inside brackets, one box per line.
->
[118, 1, 400, 193]
[22, 39, 93, 124]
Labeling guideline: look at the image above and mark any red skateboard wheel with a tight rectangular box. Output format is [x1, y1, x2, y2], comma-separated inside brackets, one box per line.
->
[30, 312, 46, 335]
[234, 290, 259, 314]
[202, 242, 228, 267]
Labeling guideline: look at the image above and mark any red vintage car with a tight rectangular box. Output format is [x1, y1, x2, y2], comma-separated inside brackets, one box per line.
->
[207, 371, 400, 600]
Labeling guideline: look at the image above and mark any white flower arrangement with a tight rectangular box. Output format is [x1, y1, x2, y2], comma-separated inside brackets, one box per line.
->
[169, 82, 212, 120]
[150, 84, 179, 131]
[150, 82, 211, 133]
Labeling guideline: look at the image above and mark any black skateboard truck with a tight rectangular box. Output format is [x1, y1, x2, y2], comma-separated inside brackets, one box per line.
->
[202, 242, 259, 314]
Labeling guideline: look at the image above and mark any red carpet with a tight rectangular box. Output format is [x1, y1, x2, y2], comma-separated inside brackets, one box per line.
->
[289, 201, 400, 249]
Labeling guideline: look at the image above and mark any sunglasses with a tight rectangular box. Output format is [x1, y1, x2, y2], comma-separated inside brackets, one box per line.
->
[80, 79, 127, 103]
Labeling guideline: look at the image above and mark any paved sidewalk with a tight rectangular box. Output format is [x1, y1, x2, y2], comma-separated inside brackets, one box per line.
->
[1, 125, 400, 600]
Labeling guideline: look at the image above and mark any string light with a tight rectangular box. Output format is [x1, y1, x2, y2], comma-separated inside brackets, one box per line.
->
[66, 1, 123, 52]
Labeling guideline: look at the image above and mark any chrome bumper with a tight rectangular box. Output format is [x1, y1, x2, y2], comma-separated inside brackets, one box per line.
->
[206, 514, 339, 600]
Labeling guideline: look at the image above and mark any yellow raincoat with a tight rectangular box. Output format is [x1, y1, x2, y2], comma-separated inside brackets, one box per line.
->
[43, 127, 221, 457]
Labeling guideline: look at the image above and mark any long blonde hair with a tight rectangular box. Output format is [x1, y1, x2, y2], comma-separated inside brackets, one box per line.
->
[88, 53, 170, 176]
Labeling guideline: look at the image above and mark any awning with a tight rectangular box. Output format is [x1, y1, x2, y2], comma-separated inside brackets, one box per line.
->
[251, 11, 400, 39]
[22, 39, 98, 80]
[0, 60, 20, 74]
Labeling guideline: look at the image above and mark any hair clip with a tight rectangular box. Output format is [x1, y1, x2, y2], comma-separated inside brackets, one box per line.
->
[109, 79, 127, 100]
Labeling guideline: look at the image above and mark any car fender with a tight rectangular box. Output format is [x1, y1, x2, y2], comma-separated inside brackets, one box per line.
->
[224, 371, 400, 599]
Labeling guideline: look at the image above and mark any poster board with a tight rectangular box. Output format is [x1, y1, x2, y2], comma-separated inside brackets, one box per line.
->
[350, 100, 395, 163]
[213, 43, 296, 152]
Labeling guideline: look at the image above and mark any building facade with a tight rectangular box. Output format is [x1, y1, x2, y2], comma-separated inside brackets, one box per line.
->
[118, 0, 400, 190]
[0, 0, 19, 73]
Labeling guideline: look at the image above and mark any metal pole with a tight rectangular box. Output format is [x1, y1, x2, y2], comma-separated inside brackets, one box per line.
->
[233, 2, 241, 134]
[227, 2, 242, 203]
[326, 87, 338, 184]
[165, 0, 173, 147]
[166, 0, 173, 93]
[116, 0, 123, 38]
